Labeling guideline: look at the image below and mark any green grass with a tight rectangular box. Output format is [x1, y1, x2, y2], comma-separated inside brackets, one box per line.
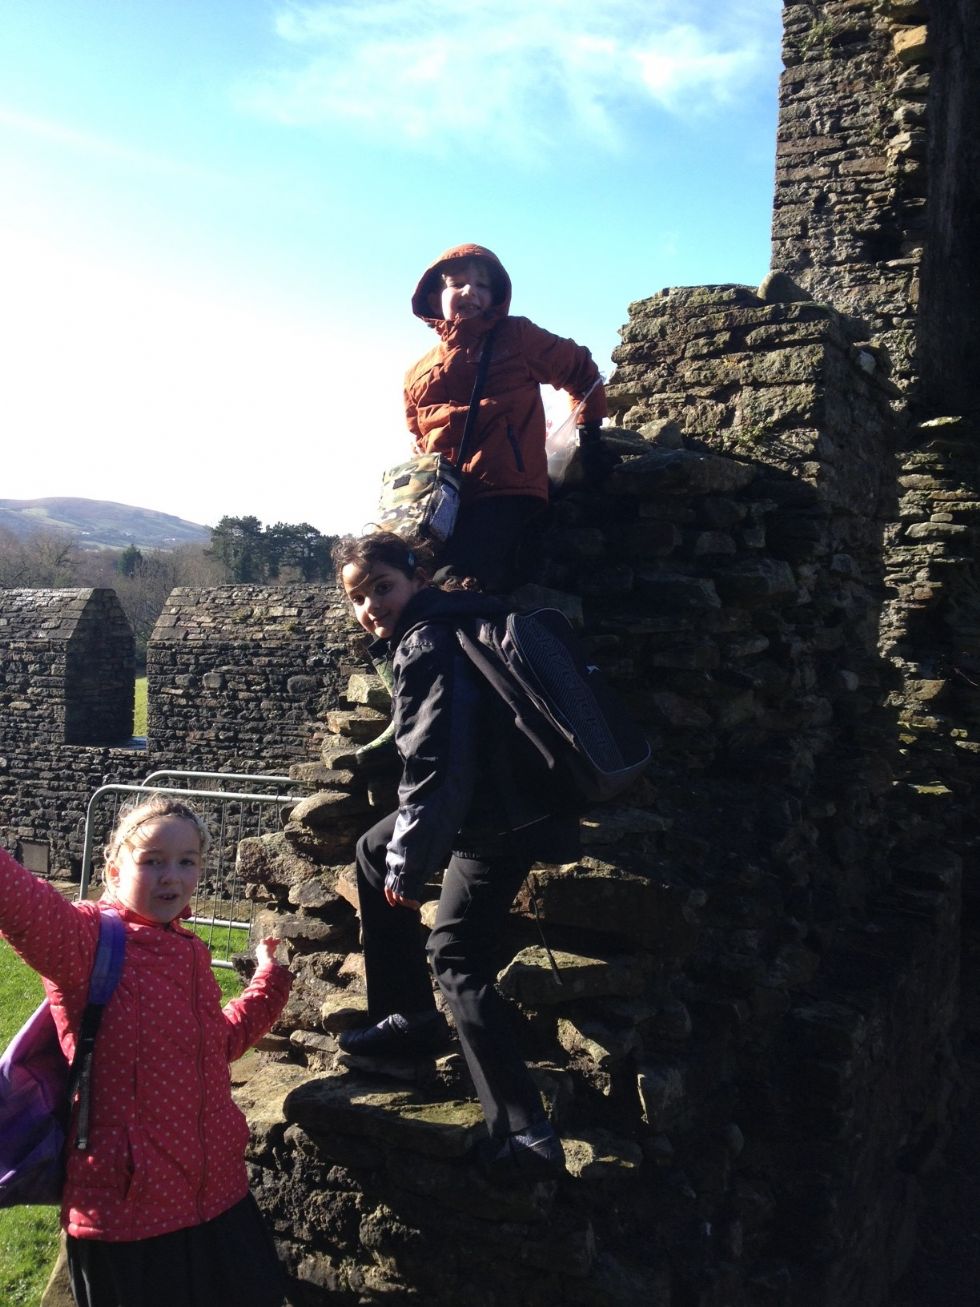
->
[0, 944, 58, 1305]
[134, 675, 147, 736]
[0, 929, 245, 1302]
[189, 922, 249, 1000]
[0, 1204, 61, 1306]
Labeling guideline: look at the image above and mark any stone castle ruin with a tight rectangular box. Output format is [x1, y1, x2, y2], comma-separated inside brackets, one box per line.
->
[2, 3, 978, 1303]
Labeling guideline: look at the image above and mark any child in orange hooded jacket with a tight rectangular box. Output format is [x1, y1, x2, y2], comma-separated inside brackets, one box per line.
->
[405, 242, 608, 591]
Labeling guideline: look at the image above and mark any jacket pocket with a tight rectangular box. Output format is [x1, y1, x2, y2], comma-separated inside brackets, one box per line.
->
[505, 421, 525, 472]
[66, 1125, 139, 1201]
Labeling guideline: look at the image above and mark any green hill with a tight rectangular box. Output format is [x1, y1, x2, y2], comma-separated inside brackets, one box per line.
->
[0, 497, 210, 551]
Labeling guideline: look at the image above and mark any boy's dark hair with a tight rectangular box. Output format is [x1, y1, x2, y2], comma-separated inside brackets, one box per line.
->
[332, 531, 433, 587]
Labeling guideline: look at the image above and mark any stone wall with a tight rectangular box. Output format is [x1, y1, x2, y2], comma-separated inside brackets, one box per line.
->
[0, 584, 353, 876]
[0, 588, 134, 748]
[147, 585, 351, 769]
[918, 0, 980, 419]
[772, 0, 930, 394]
[773, 0, 980, 421]
[0, 588, 141, 874]
[229, 285, 964, 1305]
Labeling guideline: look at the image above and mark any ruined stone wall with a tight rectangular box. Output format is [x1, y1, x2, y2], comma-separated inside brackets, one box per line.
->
[0, 584, 351, 876]
[147, 585, 350, 770]
[771, 0, 930, 394]
[917, 0, 980, 420]
[0, 588, 141, 874]
[770, 2, 980, 843]
[0, 588, 134, 749]
[232, 287, 960, 1306]
[0, 746, 150, 879]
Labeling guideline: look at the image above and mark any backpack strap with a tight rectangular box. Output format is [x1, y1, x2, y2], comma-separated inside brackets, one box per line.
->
[451, 323, 499, 473]
[69, 909, 126, 1150]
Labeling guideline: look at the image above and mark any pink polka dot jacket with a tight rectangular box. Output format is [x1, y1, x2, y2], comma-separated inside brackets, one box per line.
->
[0, 847, 292, 1241]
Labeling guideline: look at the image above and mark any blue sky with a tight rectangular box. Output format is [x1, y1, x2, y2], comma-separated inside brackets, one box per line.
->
[0, 1, 783, 535]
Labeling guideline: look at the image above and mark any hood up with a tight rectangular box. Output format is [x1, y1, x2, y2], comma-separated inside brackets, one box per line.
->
[411, 243, 513, 325]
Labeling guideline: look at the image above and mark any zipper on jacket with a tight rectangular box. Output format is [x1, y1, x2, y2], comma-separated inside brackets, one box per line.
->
[189, 935, 209, 1224]
[505, 421, 525, 472]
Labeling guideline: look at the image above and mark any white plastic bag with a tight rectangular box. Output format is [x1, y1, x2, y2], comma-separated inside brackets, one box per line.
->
[545, 377, 603, 490]
[545, 402, 586, 488]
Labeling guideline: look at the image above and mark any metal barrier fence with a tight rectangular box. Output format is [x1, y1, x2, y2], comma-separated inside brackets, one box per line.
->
[80, 772, 305, 968]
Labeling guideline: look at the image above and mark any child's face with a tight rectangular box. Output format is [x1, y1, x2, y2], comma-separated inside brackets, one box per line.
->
[431, 261, 493, 322]
[105, 816, 202, 924]
[342, 560, 426, 640]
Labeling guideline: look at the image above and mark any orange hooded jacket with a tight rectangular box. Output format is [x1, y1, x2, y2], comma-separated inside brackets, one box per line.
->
[405, 243, 608, 503]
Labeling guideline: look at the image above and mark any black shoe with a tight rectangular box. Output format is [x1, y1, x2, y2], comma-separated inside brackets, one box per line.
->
[337, 1012, 451, 1060]
[478, 1122, 566, 1186]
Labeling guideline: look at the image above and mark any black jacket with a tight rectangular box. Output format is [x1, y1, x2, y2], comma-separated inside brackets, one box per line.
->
[377, 588, 579, 899]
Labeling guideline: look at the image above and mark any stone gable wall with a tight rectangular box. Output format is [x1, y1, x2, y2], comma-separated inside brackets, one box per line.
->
[0, 585, 354, 876]
[0, 588, 134, 749]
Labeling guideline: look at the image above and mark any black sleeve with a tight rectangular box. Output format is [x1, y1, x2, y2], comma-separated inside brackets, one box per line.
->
[385, 625, 482, 899]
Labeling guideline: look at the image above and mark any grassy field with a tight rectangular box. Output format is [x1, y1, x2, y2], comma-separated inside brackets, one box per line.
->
[134, 675, 147, 736]
[0, 945, 57, 1306]
[0, 926, 246, 1305]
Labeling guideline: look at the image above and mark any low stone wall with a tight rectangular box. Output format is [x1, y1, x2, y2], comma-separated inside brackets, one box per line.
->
[0, 585, 356, 875]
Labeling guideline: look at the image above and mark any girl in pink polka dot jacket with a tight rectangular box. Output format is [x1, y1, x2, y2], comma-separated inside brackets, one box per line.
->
[0, 794, 293, 1307]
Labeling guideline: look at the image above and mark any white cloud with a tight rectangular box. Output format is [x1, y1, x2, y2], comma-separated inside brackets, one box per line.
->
[238, 0, 780, 155]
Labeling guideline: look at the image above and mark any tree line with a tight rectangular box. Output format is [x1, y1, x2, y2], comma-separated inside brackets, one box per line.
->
[0, 516, 339, 666]
[206, 517, 338, 584]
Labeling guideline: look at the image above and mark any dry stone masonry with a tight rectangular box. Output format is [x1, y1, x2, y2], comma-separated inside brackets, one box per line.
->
[147, 585, 352, 767]
[228, 273, 962, 1304]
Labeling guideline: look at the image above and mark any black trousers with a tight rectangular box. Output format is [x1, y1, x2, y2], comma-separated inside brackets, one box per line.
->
[355, 812, 546, 1139]
[438, 494, 543, 593]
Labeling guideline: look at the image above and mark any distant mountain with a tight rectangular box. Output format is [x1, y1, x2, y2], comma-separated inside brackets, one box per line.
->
[0, 497, 211, 551]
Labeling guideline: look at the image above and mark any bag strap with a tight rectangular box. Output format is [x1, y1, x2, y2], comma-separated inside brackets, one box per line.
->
[451, 323, 499, 473]
[69, 908, 126, 1150]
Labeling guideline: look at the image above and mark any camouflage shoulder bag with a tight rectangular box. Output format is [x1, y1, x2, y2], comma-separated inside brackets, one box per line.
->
[377, 325, 498, 545]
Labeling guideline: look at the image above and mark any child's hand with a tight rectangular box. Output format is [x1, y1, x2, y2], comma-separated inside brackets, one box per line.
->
[255, 936, 281, 967]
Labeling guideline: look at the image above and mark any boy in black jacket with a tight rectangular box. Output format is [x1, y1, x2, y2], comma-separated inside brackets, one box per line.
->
[334, 532, 577, 1184]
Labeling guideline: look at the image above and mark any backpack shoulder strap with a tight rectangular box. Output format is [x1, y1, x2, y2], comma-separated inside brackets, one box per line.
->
[70, 908, 126, 1149]
[86, 908, 126, 1007]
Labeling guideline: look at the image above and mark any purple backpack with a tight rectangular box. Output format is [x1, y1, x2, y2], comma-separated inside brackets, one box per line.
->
[0, 908, 125, 1207]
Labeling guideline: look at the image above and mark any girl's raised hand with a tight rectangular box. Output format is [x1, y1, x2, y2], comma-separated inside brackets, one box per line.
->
[255, 936, 282, 967]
